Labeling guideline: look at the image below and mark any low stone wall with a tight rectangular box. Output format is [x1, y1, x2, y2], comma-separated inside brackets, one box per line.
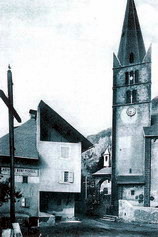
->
[119, 200, 158, 224]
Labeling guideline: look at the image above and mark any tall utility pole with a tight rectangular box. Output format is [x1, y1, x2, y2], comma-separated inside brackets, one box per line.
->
[8, 65, 15, 223]
[0, 66, 21, 222]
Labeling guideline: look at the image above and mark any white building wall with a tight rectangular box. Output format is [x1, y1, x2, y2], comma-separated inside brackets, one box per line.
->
[38, 141, 81, 193]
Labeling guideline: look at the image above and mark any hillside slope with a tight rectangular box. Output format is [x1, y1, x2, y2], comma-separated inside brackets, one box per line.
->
[82, 128, 112, 176]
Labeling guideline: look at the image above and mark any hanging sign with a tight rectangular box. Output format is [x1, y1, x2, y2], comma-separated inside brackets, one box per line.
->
[1, 167, 39, 177]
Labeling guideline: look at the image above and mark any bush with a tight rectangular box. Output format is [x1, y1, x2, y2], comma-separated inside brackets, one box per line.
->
[0, 176, 22, 206]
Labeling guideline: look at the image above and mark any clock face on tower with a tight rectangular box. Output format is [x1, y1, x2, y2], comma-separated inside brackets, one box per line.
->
[126, 107, 136, 117]
[121, 107, 137, 124]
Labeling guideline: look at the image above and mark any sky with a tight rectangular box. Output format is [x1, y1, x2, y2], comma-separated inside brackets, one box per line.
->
[0, 0, 158, 137]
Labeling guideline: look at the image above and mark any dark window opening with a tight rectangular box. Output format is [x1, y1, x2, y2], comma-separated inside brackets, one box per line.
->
[126, 90, 131, 103]
[135, 70, 139, 83]
[132, 90, 137, 103]
[23, 176, 28, 184]
[125, 72, 129, 85]
[40, 192, 66, 213]
[131, 190, 135, 196]
[129, 168, 132, 174]
[126, 90, 137, 104]
[125, 70, 139, 85]
[103, 187, 108, 195]
[129, 53, 134, 63]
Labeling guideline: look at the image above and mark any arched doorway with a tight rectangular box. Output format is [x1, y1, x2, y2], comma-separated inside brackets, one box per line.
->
[93, 176, 112, 215]
[100, 179, 111, 196]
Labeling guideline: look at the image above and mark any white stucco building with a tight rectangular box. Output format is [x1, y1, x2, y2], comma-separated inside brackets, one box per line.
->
[0, 100, 92, 219]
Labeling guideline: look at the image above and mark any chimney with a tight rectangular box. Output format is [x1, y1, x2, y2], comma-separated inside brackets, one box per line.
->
[29, 109, 37, 120]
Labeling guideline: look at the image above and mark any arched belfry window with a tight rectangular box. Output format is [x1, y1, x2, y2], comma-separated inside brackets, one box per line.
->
[129, 52, 135, 63]
[126, 90, 137, 104]
[124, 70, 139, 85]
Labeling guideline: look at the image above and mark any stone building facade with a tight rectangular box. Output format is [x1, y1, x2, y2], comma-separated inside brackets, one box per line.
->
[111, 0, 158, 217]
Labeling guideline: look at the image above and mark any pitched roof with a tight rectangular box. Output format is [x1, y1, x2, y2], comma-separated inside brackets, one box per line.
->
[103, 145, 111, 155]
[0, 100, 93, 159]
[118, 0, 146, 66]
[0, 118, 38, 159]
[143, 125, 158, 138]
[39, 100, 93, 152]
[92, 167, 112, 176]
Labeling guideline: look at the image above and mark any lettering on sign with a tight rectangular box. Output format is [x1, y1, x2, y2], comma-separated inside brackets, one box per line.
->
[1, 167, 39, 177]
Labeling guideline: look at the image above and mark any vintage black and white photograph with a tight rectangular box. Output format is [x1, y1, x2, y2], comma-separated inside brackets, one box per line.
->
[0, 0, 158, 236]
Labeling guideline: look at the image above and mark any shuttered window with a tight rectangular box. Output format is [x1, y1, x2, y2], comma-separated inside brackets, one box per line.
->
[21, 197, 30, 208]
[69, 172, 74, 183]
[59, 171, 74, 183]
[64, 171, 69, 182]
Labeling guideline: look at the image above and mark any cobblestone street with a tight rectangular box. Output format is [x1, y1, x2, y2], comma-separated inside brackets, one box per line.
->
[22, 218, 158, 237]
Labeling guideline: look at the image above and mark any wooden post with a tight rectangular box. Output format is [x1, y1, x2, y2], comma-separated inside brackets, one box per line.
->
[8, 65, 15, 223]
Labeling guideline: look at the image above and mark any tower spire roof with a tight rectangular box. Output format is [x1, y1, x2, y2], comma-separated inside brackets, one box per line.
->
[117, 0, 146, 66]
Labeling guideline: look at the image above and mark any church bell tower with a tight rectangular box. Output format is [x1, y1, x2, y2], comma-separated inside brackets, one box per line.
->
[111, 0, 151, 214]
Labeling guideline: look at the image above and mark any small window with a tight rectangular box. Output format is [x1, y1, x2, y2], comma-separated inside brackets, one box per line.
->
[131, 190, 135, 196]
[21, 197, 30, 207]
[129, 53, 134, 63]
[23, 176, 28, 184]
[61, 146, 70, 159]
[129, 168, 132, 174]
[59, 171, 74, 183]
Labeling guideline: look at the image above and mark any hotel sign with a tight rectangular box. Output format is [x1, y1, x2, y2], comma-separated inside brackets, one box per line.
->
[1, 167, 39, 177]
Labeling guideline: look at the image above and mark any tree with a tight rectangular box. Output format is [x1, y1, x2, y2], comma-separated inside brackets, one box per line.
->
[0, 176, 22, 206]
